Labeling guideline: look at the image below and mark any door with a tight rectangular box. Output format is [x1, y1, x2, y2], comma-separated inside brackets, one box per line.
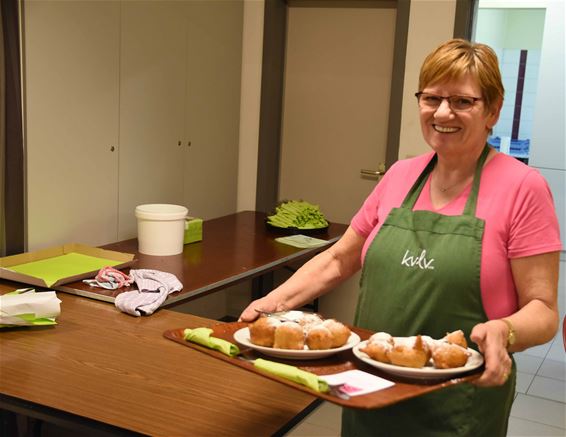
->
[279, 6, 396, 224]
[118, 0, 187, 239]
[183, 0, 243, 220]
[278, 5, 396, 322]
[24, 0, 121, 250]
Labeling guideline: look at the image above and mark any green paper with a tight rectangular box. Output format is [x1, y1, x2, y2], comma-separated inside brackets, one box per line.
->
[254, 358, 329, 393]
[0, 313, 57, 328]
[183, 327, 240, 357]
[275, 235, 328, 249]
[8, 253, 122, 287]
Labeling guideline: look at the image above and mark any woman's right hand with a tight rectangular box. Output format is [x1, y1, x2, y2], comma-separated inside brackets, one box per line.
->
[238, 295, 285, 322]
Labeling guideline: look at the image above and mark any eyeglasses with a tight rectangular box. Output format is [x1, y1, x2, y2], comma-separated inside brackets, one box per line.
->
[415, 92, 482, 112]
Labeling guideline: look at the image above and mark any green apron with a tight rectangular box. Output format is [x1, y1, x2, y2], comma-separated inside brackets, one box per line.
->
[342, 146, 515, 437]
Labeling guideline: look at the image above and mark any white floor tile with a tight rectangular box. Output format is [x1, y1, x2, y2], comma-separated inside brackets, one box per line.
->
[515, 353, 545, 374]
[538, 358, 566, 381]
[527, 376, 566, 403]
[510, 394, 566, 429]
[516, 371, 536, 394]
[286, 420, 340, 437]
[507, 416, 566, 436]
[303, 402, 342, 430]
[527, 341, 553, 359]
[546, 338, 566, 362]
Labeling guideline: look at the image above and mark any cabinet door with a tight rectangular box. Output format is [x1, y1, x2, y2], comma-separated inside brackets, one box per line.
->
[118, 0, 187, 239]
[24, 0, 120, 250]
[184, 0, 243, 219]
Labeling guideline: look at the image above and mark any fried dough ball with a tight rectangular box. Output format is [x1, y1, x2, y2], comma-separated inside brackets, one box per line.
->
[369, 332, 394, 345]
[298, 313, 324, 332]
[248, 316, 281, 347]
[306, 325, 333, 350]
[388, 335, 430, 368]
[362, 332, 394, 363]
[431, 343, 470, 369]
[322, 319, 351, 348]
[273, 322, 305, 350]
[361, 340, 392, 363]
[444, 330, 468, 349]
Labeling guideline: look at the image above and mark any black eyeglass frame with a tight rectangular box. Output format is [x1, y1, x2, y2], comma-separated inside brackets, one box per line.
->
[414, 92, 483, 112]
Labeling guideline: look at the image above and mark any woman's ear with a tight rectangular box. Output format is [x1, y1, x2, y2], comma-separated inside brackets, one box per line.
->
[487, 96, 503, 130]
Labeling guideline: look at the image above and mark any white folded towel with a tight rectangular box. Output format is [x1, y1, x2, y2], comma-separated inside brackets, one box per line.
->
[114, 269, 182, 316]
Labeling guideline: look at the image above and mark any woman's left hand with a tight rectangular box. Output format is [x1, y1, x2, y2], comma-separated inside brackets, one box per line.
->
[470, 320, 513, 387]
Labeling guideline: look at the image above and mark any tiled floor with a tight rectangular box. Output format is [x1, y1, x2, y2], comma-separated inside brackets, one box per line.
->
[285, 261, 566, 437]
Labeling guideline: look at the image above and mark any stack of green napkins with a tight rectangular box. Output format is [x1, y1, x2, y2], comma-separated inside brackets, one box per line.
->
[275, 235, 328, 249]
[0, 289, 61, 327]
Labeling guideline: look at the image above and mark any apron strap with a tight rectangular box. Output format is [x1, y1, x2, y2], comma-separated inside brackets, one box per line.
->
[463, 145, 490, 216]
[400, 155, 437, 209]
[401, 144, 491, 217]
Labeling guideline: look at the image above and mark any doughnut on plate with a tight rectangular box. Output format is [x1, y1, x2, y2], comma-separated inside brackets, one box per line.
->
[353, 337, 484, 380]
[234, 327, 360, 360]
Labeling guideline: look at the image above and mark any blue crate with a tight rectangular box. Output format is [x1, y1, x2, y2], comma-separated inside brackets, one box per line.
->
[488, 136, 530, 155]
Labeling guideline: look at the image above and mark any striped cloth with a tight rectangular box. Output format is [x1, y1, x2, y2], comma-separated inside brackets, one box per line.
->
[114, 269, 182, 316]
[83, 266, 134, 290]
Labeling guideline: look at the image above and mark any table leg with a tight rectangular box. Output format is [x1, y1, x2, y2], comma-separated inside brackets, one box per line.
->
[251, 272, 274, 301]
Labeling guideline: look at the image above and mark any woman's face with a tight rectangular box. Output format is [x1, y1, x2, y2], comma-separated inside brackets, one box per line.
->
[419, 74, 501, 158]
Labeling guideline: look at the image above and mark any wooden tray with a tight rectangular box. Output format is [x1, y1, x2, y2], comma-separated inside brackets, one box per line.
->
[163, 322, 483, 409]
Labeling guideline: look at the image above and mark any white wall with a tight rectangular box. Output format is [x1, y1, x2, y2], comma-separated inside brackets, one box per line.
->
[527, 0, 565, 250]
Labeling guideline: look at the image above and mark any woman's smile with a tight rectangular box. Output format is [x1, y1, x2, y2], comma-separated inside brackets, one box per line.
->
[432, 125, 460, 134]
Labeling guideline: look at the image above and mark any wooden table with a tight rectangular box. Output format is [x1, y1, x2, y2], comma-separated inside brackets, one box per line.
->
[55, 211, 348, 307]
[0, 286, 320, 436]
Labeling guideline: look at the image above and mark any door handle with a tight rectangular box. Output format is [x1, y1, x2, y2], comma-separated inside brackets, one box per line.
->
[360, 163, 386, 178]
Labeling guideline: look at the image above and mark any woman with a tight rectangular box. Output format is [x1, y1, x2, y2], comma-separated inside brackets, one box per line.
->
[240, 39, 561, 436]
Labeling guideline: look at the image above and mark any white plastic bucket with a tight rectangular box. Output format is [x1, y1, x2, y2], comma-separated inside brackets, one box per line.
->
[135, 204, 188, 256]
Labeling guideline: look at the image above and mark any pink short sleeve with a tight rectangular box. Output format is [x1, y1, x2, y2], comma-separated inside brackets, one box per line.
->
[508, 171, 562, 258]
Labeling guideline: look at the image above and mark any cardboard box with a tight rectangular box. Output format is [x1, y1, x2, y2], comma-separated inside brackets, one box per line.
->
[184, 217, 203, 244]
[0, 243, 135, 288]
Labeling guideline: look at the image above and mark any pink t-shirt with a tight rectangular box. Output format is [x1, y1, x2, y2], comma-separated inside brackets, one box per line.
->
[351, 151, 562, 320]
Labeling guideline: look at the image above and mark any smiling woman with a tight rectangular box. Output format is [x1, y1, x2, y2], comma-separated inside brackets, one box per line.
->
[240, 38, 561, 437]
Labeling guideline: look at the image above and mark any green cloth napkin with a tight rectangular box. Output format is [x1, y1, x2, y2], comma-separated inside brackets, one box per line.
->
[254, 358, 329, 393]
[183, 328, 240, 357]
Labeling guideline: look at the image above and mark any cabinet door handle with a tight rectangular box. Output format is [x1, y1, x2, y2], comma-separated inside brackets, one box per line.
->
[110, 146, 115, 152]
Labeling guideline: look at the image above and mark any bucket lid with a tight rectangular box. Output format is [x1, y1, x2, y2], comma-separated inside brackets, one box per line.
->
[135, 204, 188, 221]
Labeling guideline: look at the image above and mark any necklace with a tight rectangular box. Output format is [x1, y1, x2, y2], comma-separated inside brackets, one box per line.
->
[438, 182, 460, 192]
[432, 172, 470, 193]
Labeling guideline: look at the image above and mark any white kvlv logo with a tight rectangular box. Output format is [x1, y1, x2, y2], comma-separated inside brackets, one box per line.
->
[401, 249, 435, 270]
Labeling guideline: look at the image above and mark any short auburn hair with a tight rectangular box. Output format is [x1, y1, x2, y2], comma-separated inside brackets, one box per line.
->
[418, 39, 504, 111]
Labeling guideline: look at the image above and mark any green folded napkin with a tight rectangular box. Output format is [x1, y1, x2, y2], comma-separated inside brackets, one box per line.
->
[254, 358, 329, 393]
[183, 328, 240, 357]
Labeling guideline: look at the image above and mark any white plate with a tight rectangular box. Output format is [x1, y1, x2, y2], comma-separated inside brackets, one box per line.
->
[353, 338, 484, 380]
[233, 327, 361, 360]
